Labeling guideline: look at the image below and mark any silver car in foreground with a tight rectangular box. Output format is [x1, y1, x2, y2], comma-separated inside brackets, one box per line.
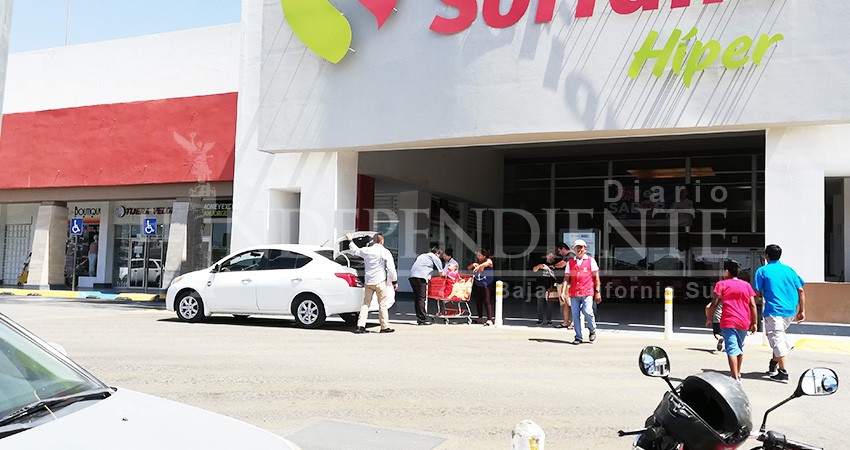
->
[0, 313, 299, 449]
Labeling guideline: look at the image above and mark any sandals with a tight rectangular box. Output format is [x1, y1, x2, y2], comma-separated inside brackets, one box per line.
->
[555, 323, 570, 329]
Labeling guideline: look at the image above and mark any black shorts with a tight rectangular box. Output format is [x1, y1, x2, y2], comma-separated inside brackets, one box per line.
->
[712, 323, 721, 336]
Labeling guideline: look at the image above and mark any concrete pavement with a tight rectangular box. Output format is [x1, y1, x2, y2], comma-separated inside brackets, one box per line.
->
[1, 299, 848, 449]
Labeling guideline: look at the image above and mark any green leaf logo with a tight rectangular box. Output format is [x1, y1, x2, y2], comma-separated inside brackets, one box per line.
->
[281, 0, 352, 64]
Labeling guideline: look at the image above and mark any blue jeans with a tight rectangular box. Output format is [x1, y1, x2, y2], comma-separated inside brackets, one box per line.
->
[571, 296, 596, 341]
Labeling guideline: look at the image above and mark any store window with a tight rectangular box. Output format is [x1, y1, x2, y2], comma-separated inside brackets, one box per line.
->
[65, 221, 99, 288]
[503, 137, 765, 301]
[113, 223, 168, 290]
[195, 199, 233, 269]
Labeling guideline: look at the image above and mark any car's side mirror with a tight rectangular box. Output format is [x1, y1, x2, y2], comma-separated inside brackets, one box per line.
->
[639, 346, 670, 378]
[797, 367, 839, 397]
[210, 264, 220, 273]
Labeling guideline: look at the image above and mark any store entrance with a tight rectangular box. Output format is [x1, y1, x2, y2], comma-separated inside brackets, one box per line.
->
[114, 224, 168, 291]
[360, 131, 767, 304]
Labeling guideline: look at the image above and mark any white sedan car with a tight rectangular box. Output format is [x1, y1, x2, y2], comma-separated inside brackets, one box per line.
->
[0, 313, 298, 449]
[166, 244, 366, 328]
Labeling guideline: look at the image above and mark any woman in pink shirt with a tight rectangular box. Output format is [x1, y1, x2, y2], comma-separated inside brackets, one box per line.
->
[706, 259, 757, 382]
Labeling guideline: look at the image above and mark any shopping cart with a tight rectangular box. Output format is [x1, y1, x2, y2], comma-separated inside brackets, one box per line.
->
[427, 275, 473, 324]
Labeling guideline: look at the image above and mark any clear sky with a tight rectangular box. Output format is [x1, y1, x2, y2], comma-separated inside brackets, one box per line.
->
[9, 0, 241, 53]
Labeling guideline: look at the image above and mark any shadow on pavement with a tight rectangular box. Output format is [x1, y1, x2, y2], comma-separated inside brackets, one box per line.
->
[734, 371, 778, 383]
[529, 338, 574, 345]
[686, 347, 719, 354]
[156, 316, 360, 333]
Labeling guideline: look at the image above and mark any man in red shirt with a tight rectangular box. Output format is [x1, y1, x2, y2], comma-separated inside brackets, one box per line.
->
[564, 239, 601, 344]
[707, 259, 757, 382]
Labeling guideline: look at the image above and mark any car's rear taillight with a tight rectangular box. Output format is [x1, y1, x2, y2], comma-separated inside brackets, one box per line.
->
[335, 273, 359, 287]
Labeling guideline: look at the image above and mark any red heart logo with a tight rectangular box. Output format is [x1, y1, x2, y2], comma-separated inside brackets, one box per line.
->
[358, 0, 396, 29]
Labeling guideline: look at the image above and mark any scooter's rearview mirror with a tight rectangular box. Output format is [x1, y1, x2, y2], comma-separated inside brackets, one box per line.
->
[797, 367, 839, 397]
[760, 367, 840, 432]
[638, 346, 677, 396]
[639, 346, 671, 378]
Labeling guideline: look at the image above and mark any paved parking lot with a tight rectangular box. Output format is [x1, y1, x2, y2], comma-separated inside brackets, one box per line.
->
[1, 297, 848, 449]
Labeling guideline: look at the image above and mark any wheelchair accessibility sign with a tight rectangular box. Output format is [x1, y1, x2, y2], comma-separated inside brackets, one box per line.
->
[70, 217, 84, 236]
[143, 218, 157, 236]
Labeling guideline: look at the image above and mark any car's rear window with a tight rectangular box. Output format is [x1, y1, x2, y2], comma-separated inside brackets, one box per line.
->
[315, 250, 334, 261]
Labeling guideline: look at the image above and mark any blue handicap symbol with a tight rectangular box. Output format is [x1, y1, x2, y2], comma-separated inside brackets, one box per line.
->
[70, 218, 83, 236]
[144, 218, 157, 236]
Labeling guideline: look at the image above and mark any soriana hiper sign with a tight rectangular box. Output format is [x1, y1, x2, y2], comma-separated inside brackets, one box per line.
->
[282, 0, 783, 88]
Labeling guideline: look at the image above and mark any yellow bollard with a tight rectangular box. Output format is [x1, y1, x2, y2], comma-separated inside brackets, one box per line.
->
[664, 287, 673, 340]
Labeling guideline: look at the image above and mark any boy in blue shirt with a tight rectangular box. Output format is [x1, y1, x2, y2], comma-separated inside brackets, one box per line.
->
[753, 244, 806, 383]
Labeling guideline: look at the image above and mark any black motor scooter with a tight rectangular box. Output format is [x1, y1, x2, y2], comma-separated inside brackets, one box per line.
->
[619, 346, 839, 450]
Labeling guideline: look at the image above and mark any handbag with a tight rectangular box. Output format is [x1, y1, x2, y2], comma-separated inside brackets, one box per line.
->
[547, 286, 560, 302]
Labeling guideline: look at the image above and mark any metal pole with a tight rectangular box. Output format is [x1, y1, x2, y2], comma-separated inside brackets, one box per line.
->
[495, 280, 504, 328]
[71, 235, 77, 292]
[664, 287, 673, 340]
[65, 0, 71, 46]
[143, 234, 148, 293]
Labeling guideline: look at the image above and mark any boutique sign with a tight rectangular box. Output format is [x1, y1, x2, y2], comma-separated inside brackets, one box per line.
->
[281, 0, 783, 87]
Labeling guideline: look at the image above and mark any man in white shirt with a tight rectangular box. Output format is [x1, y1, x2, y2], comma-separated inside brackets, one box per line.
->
[409, 247, 444, 325]
[346, 232, 398, 334]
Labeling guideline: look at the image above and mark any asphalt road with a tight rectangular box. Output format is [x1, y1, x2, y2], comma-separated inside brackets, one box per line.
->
[1, 298, 848, 449]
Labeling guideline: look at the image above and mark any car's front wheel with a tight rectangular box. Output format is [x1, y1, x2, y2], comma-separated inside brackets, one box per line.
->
[176, 291, 205, 323]
[292, 295, 326, 328]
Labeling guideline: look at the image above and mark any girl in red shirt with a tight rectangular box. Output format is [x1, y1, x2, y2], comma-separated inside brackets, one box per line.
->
[707, 259, 757, 382]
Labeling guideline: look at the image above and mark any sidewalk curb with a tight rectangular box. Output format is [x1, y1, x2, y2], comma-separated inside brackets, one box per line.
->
[792, 338, 850, 355]
[0, 289, 159, 302]
[114, 293, 161, 302]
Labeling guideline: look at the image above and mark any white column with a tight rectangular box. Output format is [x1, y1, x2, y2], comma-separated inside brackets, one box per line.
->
[764, 127, 826, 282]
[163, 200, 190, 287]
[98, 202, 113, 285]
[26, 202, 68, 288]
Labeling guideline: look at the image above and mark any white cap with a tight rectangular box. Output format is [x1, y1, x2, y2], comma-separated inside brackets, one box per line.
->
[573, 239, 588, 248]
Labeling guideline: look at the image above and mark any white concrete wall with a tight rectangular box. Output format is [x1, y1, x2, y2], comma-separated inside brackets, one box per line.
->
[765, 124, 850, 283]
[4, 23, 240, 113]
[6, 203, 37, 225]
[360, 148, 504, 207]
[234, 0, 357, 249]
[258, 0, 850, 152]
[232, 151, 357, 248]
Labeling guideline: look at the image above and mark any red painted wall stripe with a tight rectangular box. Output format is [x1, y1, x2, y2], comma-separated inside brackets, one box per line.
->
[0, 93, 237, 189]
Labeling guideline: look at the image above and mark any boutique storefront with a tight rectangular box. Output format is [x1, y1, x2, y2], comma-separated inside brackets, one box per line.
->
[232, 0, 850, 302]
[0, 24, 240, 290]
